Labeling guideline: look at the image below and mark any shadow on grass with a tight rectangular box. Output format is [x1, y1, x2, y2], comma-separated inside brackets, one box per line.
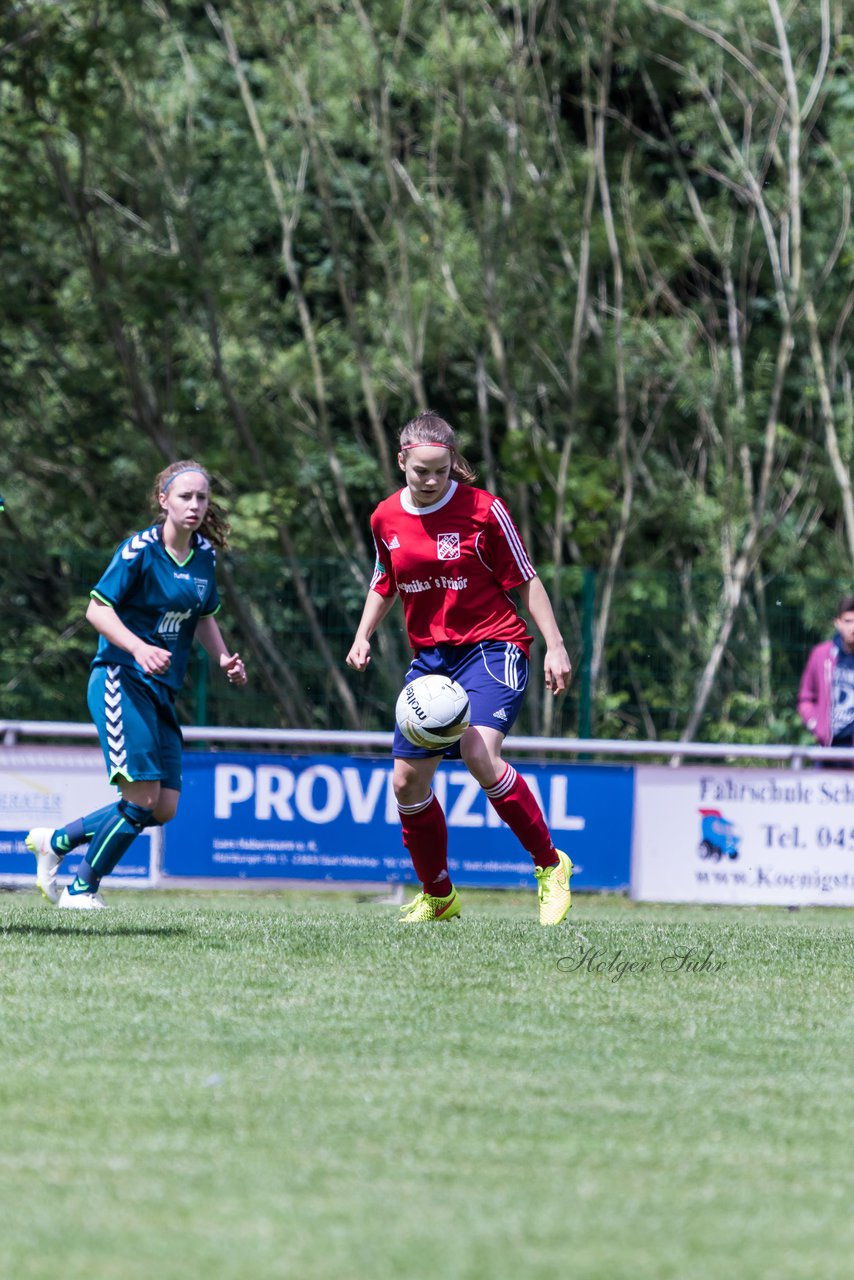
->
[0, 922, 193, 938]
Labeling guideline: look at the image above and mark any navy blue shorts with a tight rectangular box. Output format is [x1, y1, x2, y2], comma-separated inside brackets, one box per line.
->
[393, 642, 529, 759]
[88, 664, 184, 790]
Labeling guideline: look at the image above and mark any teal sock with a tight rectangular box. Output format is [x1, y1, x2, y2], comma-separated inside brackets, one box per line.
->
[51, 805, 116, 855]
[73, 801, 154, 892]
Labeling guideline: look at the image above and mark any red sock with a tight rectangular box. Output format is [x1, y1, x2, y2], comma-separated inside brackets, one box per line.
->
[397, 791, 452, 895]
[484, 765, 559, 869]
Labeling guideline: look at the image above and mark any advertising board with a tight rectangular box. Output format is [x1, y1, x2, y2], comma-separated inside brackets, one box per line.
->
[163, 752, 634, 889]
[0, 747, 154, 885]
[633, 765, 854, 906]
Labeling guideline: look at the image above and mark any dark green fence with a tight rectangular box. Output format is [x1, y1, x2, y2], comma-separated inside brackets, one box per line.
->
[0, 544, 844, 744]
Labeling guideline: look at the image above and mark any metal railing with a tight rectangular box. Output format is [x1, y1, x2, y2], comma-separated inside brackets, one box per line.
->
[2, 719, 850, 768]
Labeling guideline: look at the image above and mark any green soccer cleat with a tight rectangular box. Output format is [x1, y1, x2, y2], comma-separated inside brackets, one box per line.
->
[399, 887, 461, 923]
[534, 850, 573, 926]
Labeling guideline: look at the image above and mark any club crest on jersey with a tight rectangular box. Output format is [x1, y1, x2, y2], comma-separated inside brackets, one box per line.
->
[194, 578, 208, 601]
[437, 532, 460, 560]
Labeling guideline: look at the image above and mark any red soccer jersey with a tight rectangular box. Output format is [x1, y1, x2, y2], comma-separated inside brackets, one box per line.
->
[369, 481, 536, 654]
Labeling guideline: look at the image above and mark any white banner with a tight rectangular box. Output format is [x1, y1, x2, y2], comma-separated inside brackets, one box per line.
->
[0, 747, 154, 887]
[632, 764, 854, 906]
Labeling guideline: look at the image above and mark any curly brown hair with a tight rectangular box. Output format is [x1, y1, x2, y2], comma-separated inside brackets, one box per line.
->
[151, 460, 231, 550]
[399, 411, 477, 483]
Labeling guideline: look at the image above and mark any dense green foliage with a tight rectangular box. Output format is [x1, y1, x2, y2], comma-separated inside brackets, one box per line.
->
[1, 2, 852, 738]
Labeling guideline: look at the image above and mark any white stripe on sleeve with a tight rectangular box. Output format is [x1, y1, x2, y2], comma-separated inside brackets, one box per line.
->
[491, 499, 535, 578]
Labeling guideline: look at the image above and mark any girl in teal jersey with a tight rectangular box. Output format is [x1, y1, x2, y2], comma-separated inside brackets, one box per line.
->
[26, 460, 247, 909]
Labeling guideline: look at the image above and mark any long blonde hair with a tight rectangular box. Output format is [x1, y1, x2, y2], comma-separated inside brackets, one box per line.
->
[151, 459, 231, 549]
[399, 411, 477, 483]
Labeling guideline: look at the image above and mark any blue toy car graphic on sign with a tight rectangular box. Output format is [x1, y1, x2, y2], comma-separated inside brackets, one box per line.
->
[697, 808, 741, 861]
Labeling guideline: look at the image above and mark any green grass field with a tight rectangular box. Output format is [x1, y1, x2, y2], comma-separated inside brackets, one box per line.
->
[2, 887, 853, 1280]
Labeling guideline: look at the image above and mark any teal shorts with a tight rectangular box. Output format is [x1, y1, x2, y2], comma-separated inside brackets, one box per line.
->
[88, 663, 183, 790]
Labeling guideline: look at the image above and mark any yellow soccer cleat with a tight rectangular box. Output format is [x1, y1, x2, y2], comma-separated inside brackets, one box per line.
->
[399, 887, 461, 923]
[534, 850, 573, 925]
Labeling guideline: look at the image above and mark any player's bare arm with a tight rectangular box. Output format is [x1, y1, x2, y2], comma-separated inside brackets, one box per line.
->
[85, 597, 172, 676]
[195, 615, 247, 686]
[516, 577, 572, 694]
[346, 590, 397, 671]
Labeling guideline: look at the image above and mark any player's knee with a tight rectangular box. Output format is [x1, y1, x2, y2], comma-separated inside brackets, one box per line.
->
[393, 777, 418, 805]
[117, 799, 156, 832]
[393, 755, 440, 806]
[460, 734, 500, 780]
[152, 797, 178, 824]
[393, 771, 425, 806]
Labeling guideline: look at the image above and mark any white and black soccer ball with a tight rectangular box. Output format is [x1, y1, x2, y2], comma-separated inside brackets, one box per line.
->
[395, 674, 471, 750]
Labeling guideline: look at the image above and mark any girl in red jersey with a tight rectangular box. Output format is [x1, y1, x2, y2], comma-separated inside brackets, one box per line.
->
[346, 411, 574, 925]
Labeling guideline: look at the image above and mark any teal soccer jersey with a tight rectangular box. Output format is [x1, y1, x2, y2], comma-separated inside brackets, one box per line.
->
[90, 525, 220, 692]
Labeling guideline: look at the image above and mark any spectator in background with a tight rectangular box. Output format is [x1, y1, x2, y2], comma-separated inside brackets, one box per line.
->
[797, 597, 854, 757]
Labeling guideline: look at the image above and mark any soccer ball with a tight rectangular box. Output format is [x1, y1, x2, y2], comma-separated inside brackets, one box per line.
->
[395, 674, 471, 749]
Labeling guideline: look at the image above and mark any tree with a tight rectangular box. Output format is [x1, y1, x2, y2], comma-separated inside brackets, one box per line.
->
[1, 0, 851, 740]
